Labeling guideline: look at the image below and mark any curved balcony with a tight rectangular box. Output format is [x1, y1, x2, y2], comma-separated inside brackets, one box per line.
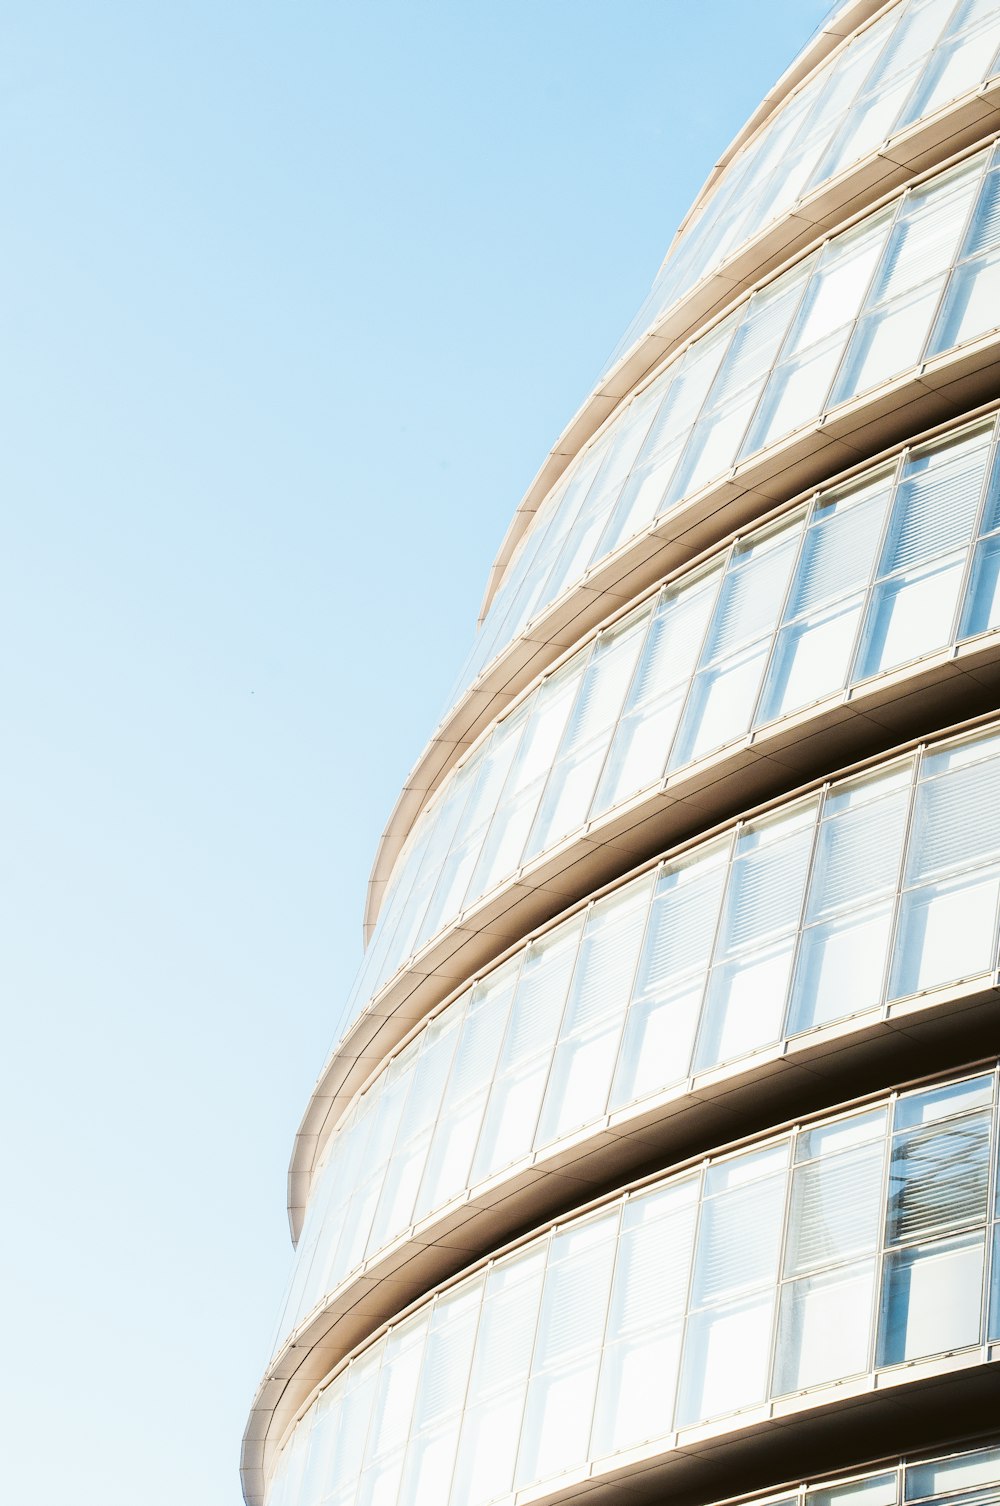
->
[367, 133, 1000, 937]
[299, 404, 1000, 1243]
[248, 1066, 1000, 1506]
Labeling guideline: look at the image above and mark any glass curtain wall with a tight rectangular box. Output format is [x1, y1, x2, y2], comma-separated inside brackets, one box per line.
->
[345, 409, 1000, 1036]
[266, 1069, 1000, 1506]
[608, 0, 1000, 369]
[455, 143, 1000, 704]
[276, 723, 1000, 1348]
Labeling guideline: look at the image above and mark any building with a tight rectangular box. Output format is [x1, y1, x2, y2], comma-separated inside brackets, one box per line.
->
[243, 5, 1000, 1506]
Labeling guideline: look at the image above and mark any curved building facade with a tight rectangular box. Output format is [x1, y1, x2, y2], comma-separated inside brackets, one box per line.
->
[245, 6, 1000, 1506]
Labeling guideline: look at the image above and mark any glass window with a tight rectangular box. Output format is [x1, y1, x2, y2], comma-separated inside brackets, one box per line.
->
[536, 881, 651, 1145]
[744, 216, 892, 454]
[471, 920, 583, 1182]
[855, 426, 991, 679]
[886, 1111, 991, 1244]
[906, 1443, 1000, 1500]
[879, 1232, 985, 1363]
[890, 744, 1000, 996]
[932, 166, 1000, 352]
[415, 964, 517, 1221]
[759, 475, 891, 722]
[611, 844, 729, 1107]
[788, 771, 910, 1033]
[774, 1260, 876, 1393]
[695, 807, 815, 1071]
[526, 611, 648, 858]
[833, 162, 983, 404]
[594, 567, 721, 814]
[672, 521, 802, 767]
[466, 661, 580, 901]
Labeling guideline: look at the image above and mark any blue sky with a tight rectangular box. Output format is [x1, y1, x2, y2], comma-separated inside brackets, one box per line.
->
[0, 4, 832, 1502]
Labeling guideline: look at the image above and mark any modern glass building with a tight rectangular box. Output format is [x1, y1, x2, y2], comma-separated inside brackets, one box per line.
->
[244, 5, 1000, 1506]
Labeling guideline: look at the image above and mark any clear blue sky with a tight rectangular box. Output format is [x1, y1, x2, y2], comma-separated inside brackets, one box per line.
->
[0, 4, 832, 1502]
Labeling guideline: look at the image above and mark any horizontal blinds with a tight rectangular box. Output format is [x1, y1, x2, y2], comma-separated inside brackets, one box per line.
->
[965, 167, 1000, 258]
[445, 994, 513, 1104]
[558, 620, 646, 753]
[907, 755, 1000, 880]
[883, 432, 990, 573]
[887, 1110, 991, 1242]
[785, 1142, 885, 1275]
[703, 530, 801, 662]
[692, 1174, 786, 1304]
[868, 0, 953, 83]
[413, 1295, 481, 1428]
[469, 1278, 541, 1400]
[871, 168, 979, 305]
[636, 863, 727, 992]
[500, 927, 582, 1064]
[807, 790, 909, 919]
[533, 1235, 618, 1367]
[721, 826, 813, 953]
[626, 576, 720, 707]
[788, 485, 889, 618]
[707, 275, 805, 407]
[562, 887, 649, 1035]
[612, 1201, 698, 1334]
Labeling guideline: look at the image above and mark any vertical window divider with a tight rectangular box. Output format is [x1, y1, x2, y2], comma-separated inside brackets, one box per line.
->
[583, 595, 661, 828]
[946, 417, 1000, 649]
[874, 750, 923, 1015]
[845, 446, 911, 687]
[920, 149, 992, 364]
[746, 506, 813, 736]
[688, 828, 744, 1082]
[867, 1094, 898, 1375]
[509, 1229, 558, 1492]
[763, 1129, 800, 1404]
[446, 1262, 500, 1506]
[821, 190, 909, 419]
[582, 1201, 629, 1468]
[663, 542, 737, 779]
[670, 1161, 710, 1435]
[979, 1065, 1000, 1346]
[778, 781, 833, 1041]
[772, 797, 828, 1052]
[595, 867, 662, 1126]
[527, 901, 596, 1158]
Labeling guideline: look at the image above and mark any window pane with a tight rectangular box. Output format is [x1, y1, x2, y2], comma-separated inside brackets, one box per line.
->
[677, 1292, 776, 1425]
[890, 868, 1000, 996]
[886, 1111, 991, 1244]
[933, 246, 1000, 351]
[592, 1325, 683, 1456]
[785, 1139, 885, 1275]
[961, 533, 1000, 638]
[906, 1442, 1000, 1500]
[858, 555, 965, 677]
[789, 902, 893, 1032]
[774, 1260, 876, 1393]
[879, 1232, 985, 1364]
